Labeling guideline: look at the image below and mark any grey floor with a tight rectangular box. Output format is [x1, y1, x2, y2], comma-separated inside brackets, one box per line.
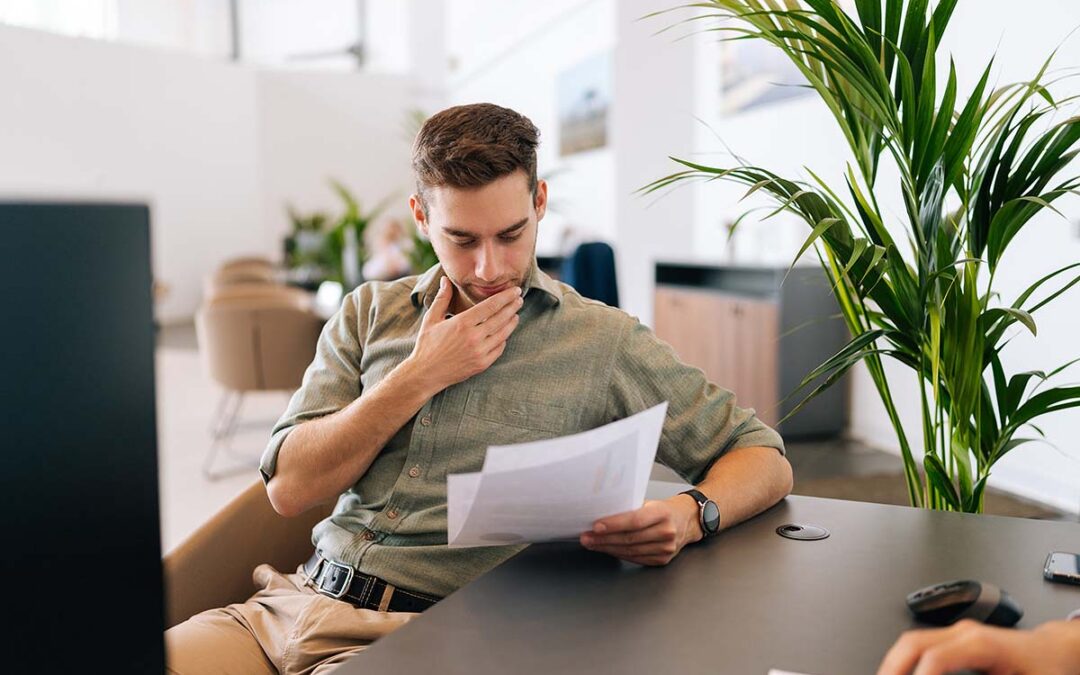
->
[787, 436, 907, 481]
[155, 322, 1075, 553]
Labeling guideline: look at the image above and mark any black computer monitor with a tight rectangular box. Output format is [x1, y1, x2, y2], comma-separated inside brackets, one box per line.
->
[0, 202, 165, 671]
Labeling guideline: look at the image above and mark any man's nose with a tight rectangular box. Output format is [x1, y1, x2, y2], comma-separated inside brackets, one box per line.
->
[474, 240, 502, 281]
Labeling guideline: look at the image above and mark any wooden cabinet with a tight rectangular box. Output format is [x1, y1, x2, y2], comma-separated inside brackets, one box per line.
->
[655, 287, 779, 426]
[654, 264, 847, 438]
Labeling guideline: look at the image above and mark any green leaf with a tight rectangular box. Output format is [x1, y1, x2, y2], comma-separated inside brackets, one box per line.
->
[964, 475, 988, 513]
[924, 453, 960, 510]
[793, 217, 841, 266]
[918, 60, 957, 186]
[797, 328, 887, 387]
[1012, 386, 1080, 427]
[981, 307, 1037, 337]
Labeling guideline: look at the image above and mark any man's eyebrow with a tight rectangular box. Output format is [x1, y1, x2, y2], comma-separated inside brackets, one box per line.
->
[443, 218, 528, 239]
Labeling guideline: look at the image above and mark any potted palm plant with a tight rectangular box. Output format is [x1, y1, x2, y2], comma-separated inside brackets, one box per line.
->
[647, 0, 1080, 512]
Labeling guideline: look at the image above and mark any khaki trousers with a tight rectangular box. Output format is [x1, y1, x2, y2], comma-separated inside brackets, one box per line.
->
[165, 563, 417, 674]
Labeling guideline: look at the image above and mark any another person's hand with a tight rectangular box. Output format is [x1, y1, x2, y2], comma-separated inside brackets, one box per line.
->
[407, 277, 522, 391]
[579, 497, 701, 566]
[877, 618, 1080, 675]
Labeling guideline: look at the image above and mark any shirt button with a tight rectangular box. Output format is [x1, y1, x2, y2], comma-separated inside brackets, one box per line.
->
[408, 466, 421, 478]
[362, 531, 375, 541]
[420, 416, 432, 426]
[387, 509, 399, 520]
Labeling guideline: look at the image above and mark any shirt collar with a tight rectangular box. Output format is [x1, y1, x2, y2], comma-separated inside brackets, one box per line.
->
[410, 258, 563, 310]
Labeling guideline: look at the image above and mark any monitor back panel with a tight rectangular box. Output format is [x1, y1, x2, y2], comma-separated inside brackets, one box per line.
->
[0, 202, 164, 672]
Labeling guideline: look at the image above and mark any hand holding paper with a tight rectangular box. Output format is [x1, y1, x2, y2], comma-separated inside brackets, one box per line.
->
[447, 403, 668, 547]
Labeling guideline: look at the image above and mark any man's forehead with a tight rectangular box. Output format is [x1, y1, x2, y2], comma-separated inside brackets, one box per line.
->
[425, 184, 534, 236]
[426, 175, 531, 205]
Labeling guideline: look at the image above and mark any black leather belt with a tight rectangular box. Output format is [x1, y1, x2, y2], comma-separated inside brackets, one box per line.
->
[303, 552, 440, 613]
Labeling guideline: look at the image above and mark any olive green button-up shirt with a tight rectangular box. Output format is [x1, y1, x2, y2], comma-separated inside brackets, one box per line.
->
[260, 260, 784, 598]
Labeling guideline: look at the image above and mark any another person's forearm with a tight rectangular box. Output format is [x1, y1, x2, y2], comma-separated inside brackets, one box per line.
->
[267, 358, 439, 517]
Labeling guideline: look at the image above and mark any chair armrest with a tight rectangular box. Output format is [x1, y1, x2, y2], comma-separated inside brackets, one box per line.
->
[162, 480, 332, 628]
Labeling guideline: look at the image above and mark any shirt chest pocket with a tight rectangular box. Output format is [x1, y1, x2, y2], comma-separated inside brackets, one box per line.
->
[443, 390, 571, 476]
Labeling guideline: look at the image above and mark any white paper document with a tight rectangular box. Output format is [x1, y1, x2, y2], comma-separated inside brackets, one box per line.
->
[447, 402, 668, 547]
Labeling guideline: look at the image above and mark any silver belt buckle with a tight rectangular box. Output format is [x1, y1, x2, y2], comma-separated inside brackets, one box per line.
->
[319, 558, 355, 599]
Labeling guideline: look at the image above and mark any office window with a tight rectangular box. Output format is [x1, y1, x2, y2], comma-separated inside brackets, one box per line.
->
[0, 0, 118, 40]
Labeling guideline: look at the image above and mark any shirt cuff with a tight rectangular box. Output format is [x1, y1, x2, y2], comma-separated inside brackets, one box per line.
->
[1068, 608, 1080, 621]
[259, 426, 294, 484]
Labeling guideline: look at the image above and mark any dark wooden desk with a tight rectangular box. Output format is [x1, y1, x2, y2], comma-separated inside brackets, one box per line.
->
[338, 495, 1080, 675]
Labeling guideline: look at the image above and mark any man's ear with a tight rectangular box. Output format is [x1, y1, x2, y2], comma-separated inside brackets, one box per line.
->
[409, 194, 429, 237]
[534, 179, 548, 222]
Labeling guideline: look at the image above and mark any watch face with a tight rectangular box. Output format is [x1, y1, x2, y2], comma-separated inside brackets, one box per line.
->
[702, 500, 721, 534]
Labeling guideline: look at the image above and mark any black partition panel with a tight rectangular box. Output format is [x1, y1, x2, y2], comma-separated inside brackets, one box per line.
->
[0, 202, 164, 672]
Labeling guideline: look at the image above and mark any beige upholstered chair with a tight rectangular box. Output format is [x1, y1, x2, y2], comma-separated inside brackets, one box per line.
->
[163, 480, 332, 628]
[219, 256, 274, 273]
[205, 282, 309, 304]
[203, 265, 278, 299]
[195, 286, 322, 479]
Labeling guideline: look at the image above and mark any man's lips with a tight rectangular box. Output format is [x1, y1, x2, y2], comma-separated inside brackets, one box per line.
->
[473, 283, 512, 295]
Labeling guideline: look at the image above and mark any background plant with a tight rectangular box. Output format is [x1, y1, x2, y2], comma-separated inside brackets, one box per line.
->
[322, 178, 394, 285]
[284, 205, 329, 271]
[282, 179, 394, 285]
[647, 0, 1080, 512]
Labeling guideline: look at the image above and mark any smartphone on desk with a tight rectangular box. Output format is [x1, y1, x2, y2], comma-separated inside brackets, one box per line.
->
[1044, 552, 1080, 586]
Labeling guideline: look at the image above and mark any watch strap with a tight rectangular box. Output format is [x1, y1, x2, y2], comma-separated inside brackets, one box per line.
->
[680, 488, 708, 507]
[679, 489, 720, 536]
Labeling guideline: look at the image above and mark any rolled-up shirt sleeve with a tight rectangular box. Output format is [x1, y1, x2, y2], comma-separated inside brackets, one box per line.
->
[605, 316, 784, 485]
[258, 288, 367, 483]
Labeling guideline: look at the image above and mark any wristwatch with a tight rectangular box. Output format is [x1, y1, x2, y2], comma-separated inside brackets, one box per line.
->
[680, 489, 721, 537]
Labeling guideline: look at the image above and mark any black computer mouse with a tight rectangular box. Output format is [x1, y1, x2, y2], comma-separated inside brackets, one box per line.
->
[905, 579, 1023, 627]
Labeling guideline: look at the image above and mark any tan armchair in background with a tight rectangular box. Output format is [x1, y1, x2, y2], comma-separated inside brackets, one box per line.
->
[195, 285, 322, 479]
[163, 480, 333, 628]
[203, 265, 278, 299]
[219, 256, 274, 273]
[205, 282, 310, 304]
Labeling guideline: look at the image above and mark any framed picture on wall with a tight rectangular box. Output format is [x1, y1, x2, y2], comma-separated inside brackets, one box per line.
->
[557, 52, 611, 157]
[719, 39, 813, 114]
[718, 0, 856, 115]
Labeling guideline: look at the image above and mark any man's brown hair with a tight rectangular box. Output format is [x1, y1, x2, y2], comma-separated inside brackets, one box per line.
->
[412, 103, 540, 211]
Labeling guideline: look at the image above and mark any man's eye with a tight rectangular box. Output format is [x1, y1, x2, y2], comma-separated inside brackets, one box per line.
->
[499, 234, 521, 243]
[454, 239, 476, 248]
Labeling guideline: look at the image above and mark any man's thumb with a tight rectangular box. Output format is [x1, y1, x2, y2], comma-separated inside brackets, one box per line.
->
[424, 276, 451, 325]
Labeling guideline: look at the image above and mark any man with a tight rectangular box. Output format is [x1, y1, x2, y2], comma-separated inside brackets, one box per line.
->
[166, 102, 792, 673]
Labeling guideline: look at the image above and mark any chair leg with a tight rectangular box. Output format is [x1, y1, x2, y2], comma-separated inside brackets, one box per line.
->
[221, 391, 245, 441]
[208, 390, 234, 438]
[203, 392, 256, 481]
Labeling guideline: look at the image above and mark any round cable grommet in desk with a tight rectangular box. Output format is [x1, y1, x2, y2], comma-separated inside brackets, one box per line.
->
[776, 523, 830, 540]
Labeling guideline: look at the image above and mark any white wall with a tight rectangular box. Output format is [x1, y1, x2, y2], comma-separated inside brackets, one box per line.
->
[238, 0, 359, 69]
[440, 0, 708, 322]
[0, 22, 416, 323]
[0, 23, 263, 323]
[256, 69, 417, 242]
[115, 0, 231, 59]
[444, 0, 619, 260]
[612, 0, 703, 322]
